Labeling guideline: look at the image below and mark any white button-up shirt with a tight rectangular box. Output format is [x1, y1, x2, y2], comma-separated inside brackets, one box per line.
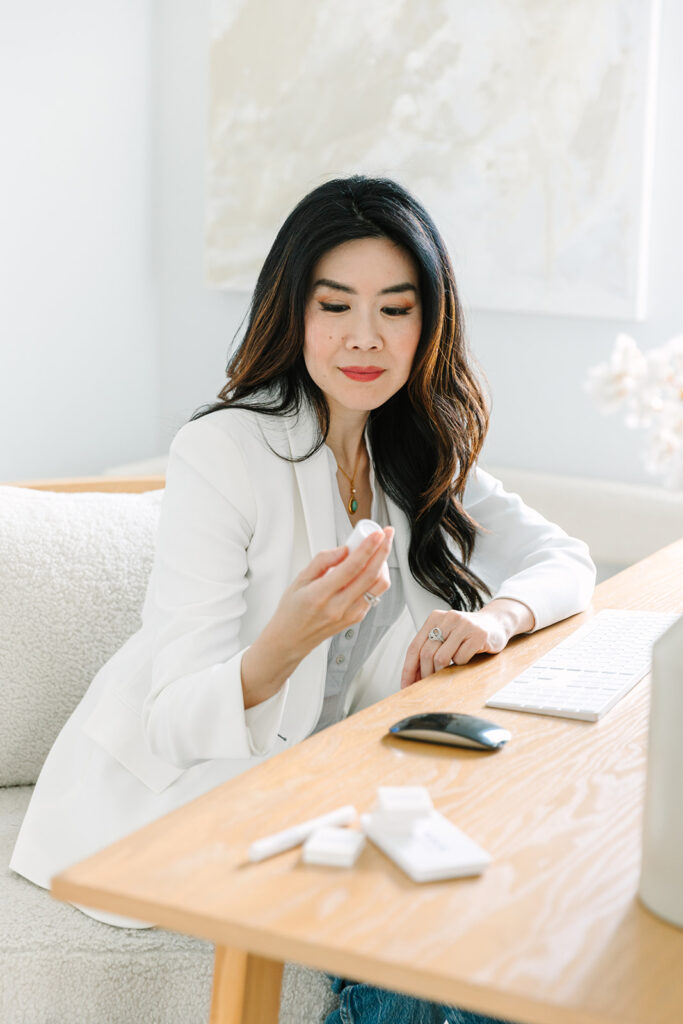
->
[312, 446, 405, 733]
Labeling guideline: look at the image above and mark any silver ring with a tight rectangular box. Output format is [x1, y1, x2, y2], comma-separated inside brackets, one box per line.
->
[428, 626, 445, 643]
[363, 591, 381, 607]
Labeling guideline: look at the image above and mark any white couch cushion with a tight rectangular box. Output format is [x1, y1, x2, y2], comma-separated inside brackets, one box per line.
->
[0, 485, 163, 786]
[1, 784, 214, 1024]
[1, 786, 337, 1023]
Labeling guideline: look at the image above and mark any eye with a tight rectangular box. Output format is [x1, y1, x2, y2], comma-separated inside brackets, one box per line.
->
[319, 302, 349, 313]
[382, 306, 413, 317]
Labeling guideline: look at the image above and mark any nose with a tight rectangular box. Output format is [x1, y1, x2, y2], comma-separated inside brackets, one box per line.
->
[344, 309, 383, 350]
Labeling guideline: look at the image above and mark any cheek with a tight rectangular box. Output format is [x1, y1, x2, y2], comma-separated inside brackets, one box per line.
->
[303, 319, 335, 379]
[397, 324, 421, 374]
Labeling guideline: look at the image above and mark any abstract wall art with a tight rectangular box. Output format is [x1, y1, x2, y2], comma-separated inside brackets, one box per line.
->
[205, 0, 660, 319]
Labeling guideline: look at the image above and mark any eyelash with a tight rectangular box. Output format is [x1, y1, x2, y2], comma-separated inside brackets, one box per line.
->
[319, 302, 412, 317]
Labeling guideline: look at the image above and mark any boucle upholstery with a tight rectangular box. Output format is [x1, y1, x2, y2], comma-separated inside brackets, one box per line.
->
[0, 482, 337, 1023]
[1, 787, 337, 1023]
[0, 485, 163, 786]
[1, 786, 213, 1024]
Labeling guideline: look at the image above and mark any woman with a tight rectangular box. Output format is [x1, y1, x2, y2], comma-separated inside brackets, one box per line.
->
[11, 175, 595, 1023]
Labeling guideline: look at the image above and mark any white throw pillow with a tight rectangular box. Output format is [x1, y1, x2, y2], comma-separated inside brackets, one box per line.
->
[0, 485, 163, 786]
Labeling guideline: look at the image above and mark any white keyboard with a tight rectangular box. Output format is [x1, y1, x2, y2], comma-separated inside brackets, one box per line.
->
[486, 609, 680, 722]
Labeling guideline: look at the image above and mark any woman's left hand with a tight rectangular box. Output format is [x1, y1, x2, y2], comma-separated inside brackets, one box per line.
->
[400, 599, 535, 688]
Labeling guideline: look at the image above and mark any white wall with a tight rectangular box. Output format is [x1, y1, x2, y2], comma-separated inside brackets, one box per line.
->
[153, 0, 249, 446]
[0, 0, 159, 479]
[3, 0, 682, 486]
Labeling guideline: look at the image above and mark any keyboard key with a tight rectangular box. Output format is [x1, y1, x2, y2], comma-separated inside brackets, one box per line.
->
[486, 610, 679, 722]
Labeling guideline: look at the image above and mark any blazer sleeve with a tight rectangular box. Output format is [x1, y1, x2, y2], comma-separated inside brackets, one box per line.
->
[140, 415, 288, 769]
[463, 466, 596, 632]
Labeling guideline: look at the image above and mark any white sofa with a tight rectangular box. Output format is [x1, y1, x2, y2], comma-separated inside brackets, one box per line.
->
[0, 480, 337, 1024]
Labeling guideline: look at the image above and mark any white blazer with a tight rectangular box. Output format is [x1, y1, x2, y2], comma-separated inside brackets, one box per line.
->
[11, 402, 596, 920]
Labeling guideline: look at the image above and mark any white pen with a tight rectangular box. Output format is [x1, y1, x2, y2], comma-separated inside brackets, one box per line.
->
[248, 804, 357, 862]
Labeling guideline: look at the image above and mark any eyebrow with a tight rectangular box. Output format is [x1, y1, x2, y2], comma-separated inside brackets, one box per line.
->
[312, 278, 418, 296]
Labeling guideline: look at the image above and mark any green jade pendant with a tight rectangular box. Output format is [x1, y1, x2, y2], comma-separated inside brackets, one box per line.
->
[337, 452, 362, 516]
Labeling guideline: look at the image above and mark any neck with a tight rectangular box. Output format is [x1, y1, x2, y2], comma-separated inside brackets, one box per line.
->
[325, 406, 369, 474]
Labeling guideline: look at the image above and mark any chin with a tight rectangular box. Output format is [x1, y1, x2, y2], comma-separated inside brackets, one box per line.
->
[339, 381, 398, 407]
[338, 393, 391, 413]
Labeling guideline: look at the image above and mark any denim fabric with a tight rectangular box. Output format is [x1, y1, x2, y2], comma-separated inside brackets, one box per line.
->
[324, 977, 513, 1024]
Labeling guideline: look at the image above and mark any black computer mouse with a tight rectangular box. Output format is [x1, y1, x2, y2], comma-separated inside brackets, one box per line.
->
[388, 712, 511, 751]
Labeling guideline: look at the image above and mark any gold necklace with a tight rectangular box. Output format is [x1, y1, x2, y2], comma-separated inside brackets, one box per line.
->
[336, 446, 363, 515]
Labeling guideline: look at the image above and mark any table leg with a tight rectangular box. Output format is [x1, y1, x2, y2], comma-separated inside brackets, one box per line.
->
[209, 945, 284, 1024]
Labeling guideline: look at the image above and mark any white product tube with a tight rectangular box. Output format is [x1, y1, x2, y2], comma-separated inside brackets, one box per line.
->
[345, 519, 390, 585]
[248, 804, 357, 862]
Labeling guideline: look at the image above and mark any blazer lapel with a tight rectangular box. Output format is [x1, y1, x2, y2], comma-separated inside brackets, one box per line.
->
[284, 408, 337, 560]
[275, 408, 338, 740]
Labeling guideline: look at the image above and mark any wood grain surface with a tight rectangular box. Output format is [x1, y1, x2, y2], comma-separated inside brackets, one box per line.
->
[5, 475, 165, 492]
[52, 539, 683, 1024]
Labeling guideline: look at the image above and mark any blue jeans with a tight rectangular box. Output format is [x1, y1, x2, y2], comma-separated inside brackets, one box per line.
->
[324, 977, 512, 1024]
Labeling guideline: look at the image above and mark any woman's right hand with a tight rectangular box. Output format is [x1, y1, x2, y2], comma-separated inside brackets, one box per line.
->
[240, 527, 394, 708]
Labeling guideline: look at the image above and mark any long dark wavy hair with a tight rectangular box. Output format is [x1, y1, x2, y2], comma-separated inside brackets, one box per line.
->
[192, 175, 492, 610]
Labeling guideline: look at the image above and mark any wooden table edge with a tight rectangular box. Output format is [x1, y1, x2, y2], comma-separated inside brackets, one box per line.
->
[50, 870, 644, 1024]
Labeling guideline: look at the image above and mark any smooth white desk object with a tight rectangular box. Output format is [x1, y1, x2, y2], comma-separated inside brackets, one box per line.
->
[639, 613, 683, 928]
[362, 810, 491, 882]
[377, 786, 433, 816]
[248, 804, 357, 862]
[302, 826, 366, 868]
[372, 785, 434, 834]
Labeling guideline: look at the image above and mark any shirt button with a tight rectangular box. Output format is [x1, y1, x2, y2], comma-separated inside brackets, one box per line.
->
[335, 654, 345, 665]
[344, 629, 354, 640]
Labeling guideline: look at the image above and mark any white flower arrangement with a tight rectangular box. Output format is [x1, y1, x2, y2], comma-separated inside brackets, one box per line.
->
[583, 333, 683, 490]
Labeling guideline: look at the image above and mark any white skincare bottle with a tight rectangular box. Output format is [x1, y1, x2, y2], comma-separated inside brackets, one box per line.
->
[639, 613, 683, 929]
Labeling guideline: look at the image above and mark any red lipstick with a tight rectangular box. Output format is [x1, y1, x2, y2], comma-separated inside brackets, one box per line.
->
[340, 366, 384, 382]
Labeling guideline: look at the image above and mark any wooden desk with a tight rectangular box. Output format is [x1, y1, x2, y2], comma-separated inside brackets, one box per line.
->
[52, 540, 683, 1024]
